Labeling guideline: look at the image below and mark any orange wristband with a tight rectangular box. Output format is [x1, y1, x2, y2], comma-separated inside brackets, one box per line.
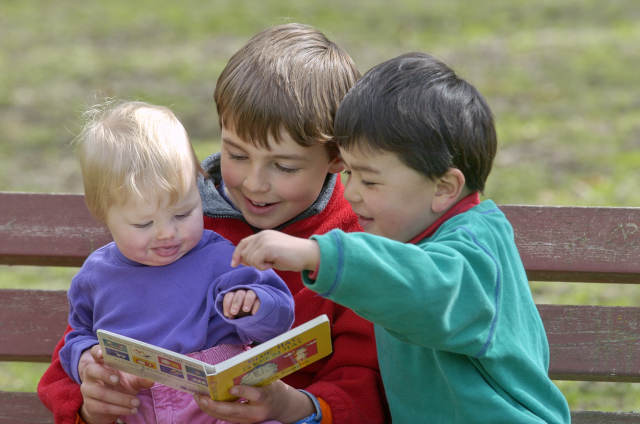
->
[75, 413, 87, 424]
[317, 397, 333, 424]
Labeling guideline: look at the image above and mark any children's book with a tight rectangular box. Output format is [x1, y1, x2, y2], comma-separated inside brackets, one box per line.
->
[96, 314, 331, 401]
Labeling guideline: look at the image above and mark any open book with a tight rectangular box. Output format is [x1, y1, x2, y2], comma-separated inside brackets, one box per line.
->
[97, 314, 331, 401]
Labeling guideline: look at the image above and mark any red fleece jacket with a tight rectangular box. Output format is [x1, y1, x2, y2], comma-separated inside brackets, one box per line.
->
[37, 175, 389, 424]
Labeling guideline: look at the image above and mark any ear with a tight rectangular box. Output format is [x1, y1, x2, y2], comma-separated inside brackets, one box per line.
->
[327, 155, 345, 174]
[431, 168, 466, 213]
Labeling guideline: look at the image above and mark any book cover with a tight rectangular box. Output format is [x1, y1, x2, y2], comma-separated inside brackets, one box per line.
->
[97, 314, 332, 401]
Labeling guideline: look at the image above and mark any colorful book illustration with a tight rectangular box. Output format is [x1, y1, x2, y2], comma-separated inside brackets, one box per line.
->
[97, 314, 332, 401]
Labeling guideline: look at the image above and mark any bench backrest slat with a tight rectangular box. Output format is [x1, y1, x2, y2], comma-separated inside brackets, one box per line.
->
[2, 290, 638, 382]
[3, 195, 639, 281]
[0, 391, 53, 424]
[0, 290, 68, 362]
[538, 304, 640, 381]
[501, 205, 640, 283]
[0, 193, 110, 266]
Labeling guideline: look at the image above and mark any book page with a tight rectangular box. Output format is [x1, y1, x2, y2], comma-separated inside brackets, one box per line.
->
[97, 330, 211, 395]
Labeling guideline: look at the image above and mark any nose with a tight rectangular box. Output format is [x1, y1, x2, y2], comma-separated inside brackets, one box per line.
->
[243, 165, 270, 193]
[343, 175, 361, 204]
[156, 221, 177, 240]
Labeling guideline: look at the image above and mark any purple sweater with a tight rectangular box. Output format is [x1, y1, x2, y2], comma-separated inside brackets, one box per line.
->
[60, 229, 294, 383]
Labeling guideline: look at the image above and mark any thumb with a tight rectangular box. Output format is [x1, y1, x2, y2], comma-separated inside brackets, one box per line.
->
[120, 373, 154, 392]
[131, 376, 154, 391]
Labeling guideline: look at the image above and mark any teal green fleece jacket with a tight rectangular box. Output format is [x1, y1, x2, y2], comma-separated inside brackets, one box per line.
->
[304, 200, 570, 423]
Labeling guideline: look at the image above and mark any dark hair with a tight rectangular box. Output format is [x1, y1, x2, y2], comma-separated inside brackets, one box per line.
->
[334, 52, 496, 192]
[214, 23, 360, 158]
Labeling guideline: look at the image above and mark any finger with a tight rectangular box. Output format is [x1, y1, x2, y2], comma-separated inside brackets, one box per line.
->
[120, 373, 154, 392]
[83, 362, 120, 386]
[230, 290, 246, 316]
[194, 394, 258, 423]
[251, 298, 261, 315]
[194, 394, 239, 420]
[82, 396, 139, 419]
[81, 382, 141, 414]
[89, 344, 104, 361]
[231, 239, 250, 267]
[230, 248, 242, 267]
[242, 291, 257, 313]
[229, 384, 264, 402]
[222, 292, 235, 317]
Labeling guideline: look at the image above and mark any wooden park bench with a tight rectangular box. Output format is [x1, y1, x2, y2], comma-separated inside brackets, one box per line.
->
[1, 191, 639, 423]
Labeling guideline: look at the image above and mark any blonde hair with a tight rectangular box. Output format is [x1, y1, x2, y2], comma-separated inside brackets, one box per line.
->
[214, 23, 360, 158]
[75, 100, 202, 222]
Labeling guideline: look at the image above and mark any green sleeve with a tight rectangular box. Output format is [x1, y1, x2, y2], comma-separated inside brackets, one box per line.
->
[304, 228, 501, 357]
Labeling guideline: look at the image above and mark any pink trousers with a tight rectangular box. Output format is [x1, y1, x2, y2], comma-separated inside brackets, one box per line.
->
[118, 344, 280, 424]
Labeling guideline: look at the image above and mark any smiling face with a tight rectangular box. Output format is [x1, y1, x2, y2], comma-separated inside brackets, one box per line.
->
[219, 124, 343, 229]
[341, 147, 440, 243]
[105, 181, 204, 266]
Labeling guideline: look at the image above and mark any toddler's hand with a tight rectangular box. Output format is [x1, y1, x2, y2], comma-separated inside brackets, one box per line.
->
[78, 345, 153, 424]
[223, 289, 260, 318]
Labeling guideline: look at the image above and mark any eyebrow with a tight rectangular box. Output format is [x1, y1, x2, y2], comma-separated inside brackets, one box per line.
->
[222, 137, 309, 161]
[348, 163, 382, 174]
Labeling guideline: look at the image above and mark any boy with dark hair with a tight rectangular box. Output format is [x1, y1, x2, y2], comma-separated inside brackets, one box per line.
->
[231, 52, 572, 423]
[38, 24, 388, 424]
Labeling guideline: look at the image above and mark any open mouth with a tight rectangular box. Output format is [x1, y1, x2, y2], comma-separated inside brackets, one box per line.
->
[357, 214, 374, 228]
[250, 200, 273, 207]
[244, 196, 278, 214]
[153, 245, 180, 257]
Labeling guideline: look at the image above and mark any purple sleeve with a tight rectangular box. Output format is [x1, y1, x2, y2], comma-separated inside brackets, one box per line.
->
[214, 266, 294, 343]
[59, 274, 98, 383]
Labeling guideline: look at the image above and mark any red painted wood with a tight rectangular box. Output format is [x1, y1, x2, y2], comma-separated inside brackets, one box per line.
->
[0, 192, 111, 266]
[539, 304, 640, 381]
[0, 391, 53, 424]
[0, 290, 68, 361]
[502, 205, 640, 283]
[571, 411, 640, 424]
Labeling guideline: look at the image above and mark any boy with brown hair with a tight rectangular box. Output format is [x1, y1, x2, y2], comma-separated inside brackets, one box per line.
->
[231, 52, 572, 423]
[38, 23, 388, 424]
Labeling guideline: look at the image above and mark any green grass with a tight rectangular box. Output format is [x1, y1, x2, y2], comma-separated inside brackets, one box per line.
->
[2, 0, 640, 413]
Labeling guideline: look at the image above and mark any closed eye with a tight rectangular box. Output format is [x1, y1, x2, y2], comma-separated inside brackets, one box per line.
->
[133, 221, 152, 229]
[228, 153, 248, 161]
[275, 163, 299, 173]
[175, 209, 193, 219]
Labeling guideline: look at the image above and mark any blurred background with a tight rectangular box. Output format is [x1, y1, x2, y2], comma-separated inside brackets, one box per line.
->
[1, 0, 639, 412]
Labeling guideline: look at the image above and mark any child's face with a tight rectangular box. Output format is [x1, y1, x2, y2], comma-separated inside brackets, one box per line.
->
[105, 181, 204, 266]
[341, 147, 439, 243]
[220, 124, 343, 229]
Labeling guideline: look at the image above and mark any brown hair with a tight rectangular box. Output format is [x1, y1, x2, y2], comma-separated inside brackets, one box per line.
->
[214, 23, 360, 158]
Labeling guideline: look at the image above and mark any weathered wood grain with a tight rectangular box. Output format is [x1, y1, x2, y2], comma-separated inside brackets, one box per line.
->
[0, 392, 53, 424]
[571, 411, 640, 424]
[539, 304, 640, 381]
[0, 192, 111, 266]
[0, 290, 68, 362]
[502, 205, 640, 283]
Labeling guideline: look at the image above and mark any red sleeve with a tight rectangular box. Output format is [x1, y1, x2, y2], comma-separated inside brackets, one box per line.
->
[37, 325, 83, 424]
[282, 290, 390, 424]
